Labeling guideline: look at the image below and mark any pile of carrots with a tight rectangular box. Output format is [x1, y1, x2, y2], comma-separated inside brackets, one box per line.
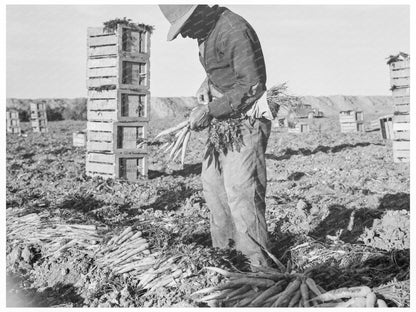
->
[191, 267, 388, 307]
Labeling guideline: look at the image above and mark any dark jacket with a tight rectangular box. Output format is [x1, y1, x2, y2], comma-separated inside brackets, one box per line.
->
[199, 7, 267, 118]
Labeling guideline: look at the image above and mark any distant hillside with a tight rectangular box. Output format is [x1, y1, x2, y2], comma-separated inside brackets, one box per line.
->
[6, 95, 393, 121]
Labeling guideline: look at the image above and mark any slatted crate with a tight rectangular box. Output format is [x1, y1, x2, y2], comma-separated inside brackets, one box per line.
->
[87, 24, 151, 92]
[340, 122, 364, 133]
[6, 110, 21, 134]
[73, 131, 87, 147]
[287, 123, 309, 133]
[87, 121, 147, 153]
[30, 102, 48, 133]
[388, 53, 410, 163]
[87, 89, 150, 122]
[86, 152, 148, 181]
[378, 115, 393, 139]
[339, 110, 363, 123]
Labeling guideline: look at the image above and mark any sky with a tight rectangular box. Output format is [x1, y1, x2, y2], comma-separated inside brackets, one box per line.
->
[6, 4, 410, 98]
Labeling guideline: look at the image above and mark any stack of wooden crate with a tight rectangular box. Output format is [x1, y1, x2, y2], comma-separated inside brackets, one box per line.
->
[388, 52, 410, 163]
[6, 110, 21, 135]
[339, 110, 364, 133]
[85, 23, 151, 181]
[30, 102, 48, 133]
[287, 122, 310, 133]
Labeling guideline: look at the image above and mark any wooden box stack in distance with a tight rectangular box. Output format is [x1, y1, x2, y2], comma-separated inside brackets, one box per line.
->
[30, 103, 48, 133]
[73, 131, 87, 147]
[388, 53, 410, 163]
[287, 122, 310, 133]
[339, 110, 364, 133]
[86, 23, 151, 180]
[6, 110, 21, 135]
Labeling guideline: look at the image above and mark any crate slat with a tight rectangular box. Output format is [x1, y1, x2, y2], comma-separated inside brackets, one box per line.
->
[88, 57, 118, 68]
[88, 99, 117, 110]
[88, 35, 117, 47]
[87, 152, 115, 163]
[393, 96, 410, 105]
[88, 67, 118, 78]
[393, 122, 410, 132]
[88, 45, 118, 57]
[390, 67, 410, 78]
[88, 90, 118, 99]
[394, 104, 410, 113]
[87, 141, 113, 151]
[86, 161, 115, 175]
[88, 27, 115, 37]
[339, 116, 357, 123]
[393, 140, 410, 150]
[393, 130, 410, 141]
[88, 131, 113, 142]
[393, 114, 410, 123]
[390, 59, 410, 70]
[87, 77, 118, 88]
[391, 76, 410, 87]
[87, 110, 118, 121]
[87, 121, 113, 132]
[392, 87, 410, 97]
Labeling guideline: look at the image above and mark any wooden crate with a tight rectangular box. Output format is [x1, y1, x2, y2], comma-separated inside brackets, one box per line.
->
[73, 132, 87, 147]
[86, 152, 148, 181]
[379, 115, 393, 139]
[87, 25, 151, 92]
[6, 110, 21, 134]
[340, 122, 364, 133]
[32, 126, 48, 133]
[30, 102, 47, 112]
[339, 110, 363, 123]
[393, 140, 410, 163]
[87, 89, 150, 122]
[288, 123, 309, 133]
[87, 121, 147, 153]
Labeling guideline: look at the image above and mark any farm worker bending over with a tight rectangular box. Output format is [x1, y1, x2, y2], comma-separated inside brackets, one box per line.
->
[159, 4, 274, 268]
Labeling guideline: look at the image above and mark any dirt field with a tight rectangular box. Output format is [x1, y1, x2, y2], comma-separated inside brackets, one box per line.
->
[6, 117, 410, 307]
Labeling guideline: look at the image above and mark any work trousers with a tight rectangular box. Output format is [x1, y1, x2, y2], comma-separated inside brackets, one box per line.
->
[201, 117, 271, 266]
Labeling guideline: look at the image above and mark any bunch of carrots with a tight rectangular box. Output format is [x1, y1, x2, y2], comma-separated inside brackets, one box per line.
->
[191, 266, 388, 307]
[154, 120, 191, 165]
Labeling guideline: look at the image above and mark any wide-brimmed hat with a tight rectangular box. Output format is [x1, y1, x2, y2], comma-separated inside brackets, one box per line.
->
[159, 5, 199, 41]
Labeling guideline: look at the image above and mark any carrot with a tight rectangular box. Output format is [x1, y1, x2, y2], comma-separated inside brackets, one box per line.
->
[169, 127, 188, 159]
[233, 292, 258, 307]
[206, 266, 287, 281]
[288, 289, 301, 307]
[172, 146, 182, 162]
[305, 277, 322, 297]
[376, 299, 388, 307]
[271, 277, 301, 307]
[365, 292, 377, 307]
[181, 130, 191, 165]
[226, 289, 257, 302]
[163, 141, 175, 153]
[249, 280, 285, 306]
[225, 277, 276, 289]
[113, 226, 132, 245]
[116, 231, 134, 246]
[337, 296, 367, 307]
[300, 281, 310, 307]
[196, 288, 236, 302]
[225, 285, 252, 300]
[154, 120, 189, 140]
[312, 285, 372, 302]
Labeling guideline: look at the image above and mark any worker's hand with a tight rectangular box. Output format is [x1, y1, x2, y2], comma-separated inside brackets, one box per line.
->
[189, 104, 212, 131]
[196, 79, 211, 105]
